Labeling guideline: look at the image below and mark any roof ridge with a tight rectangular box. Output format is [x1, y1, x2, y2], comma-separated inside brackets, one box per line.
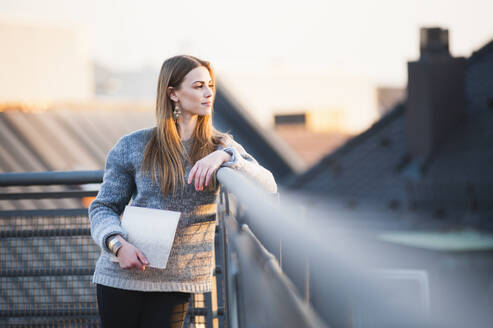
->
[288, 102, 406, 187]
[468, 38, 493, 64]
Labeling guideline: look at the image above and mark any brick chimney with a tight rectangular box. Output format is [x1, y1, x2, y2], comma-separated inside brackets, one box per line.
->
[406, 27, 466, 160]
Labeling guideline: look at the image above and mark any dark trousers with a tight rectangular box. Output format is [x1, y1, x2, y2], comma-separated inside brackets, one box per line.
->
[96, 284, 190, 328]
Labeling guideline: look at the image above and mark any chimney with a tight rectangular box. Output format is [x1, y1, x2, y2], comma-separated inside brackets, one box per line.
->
[406, 27, 466, 160]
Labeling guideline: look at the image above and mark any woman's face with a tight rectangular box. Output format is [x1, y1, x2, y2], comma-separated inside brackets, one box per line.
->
[171, 66, 215, 117]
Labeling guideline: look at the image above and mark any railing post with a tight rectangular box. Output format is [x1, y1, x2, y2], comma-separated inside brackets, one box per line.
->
[213, 187, 229, 328]
[299, 205, 311, 305]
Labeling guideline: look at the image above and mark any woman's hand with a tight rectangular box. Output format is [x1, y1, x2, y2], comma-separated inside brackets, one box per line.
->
[115, 236, 149, 271]
[188, 150, 231, 191]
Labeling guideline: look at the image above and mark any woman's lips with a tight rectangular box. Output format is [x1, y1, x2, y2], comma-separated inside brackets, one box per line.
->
[202, 102, 212, 106]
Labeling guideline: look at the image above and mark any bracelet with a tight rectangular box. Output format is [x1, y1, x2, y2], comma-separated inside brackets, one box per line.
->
[107, 235, 123, 256]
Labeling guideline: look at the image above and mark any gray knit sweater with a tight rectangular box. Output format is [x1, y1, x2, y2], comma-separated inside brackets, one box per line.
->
[89, 127, 277, 293]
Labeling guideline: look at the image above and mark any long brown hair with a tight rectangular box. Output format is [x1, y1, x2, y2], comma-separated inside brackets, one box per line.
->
[141, 55, 228, 197]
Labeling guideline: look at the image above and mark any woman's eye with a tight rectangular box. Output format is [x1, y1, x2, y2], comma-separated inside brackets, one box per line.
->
[195, 84, 214, 89]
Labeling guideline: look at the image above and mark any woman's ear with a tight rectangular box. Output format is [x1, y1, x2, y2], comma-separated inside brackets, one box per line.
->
[167, 86, 178, 102]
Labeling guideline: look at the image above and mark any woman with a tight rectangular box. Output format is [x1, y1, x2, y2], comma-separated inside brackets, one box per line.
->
[89, 55, 277, 328]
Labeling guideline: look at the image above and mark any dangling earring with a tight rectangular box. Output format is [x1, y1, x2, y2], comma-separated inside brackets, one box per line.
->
[173, 102, 182, 121]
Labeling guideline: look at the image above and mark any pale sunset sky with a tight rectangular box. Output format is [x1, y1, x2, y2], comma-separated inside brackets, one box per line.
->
[1, 0, 492, 85]
[1, 0, 492, 130]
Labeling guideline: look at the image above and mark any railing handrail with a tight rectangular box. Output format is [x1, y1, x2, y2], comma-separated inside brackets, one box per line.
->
[0, 170, 103, 186]
[216, 167, 431, 327]
[216, 167, 330, 327]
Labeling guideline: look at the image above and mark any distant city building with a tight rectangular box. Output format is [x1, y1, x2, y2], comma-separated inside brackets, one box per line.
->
[290, 27, 493, 229]
[273, 112, 352, 167]
[94, 63, 159, 101]
[247, 72, 404, 167]
[271, 83, 405, 168]
[0, 21, 93, 103]
[218, 69, 381, 134]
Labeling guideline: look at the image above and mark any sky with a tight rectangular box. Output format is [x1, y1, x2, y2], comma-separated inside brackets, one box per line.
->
[1, 0, 492, 87]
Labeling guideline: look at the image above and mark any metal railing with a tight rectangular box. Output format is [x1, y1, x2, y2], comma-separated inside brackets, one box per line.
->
[0, 171, 103, 327]
[0, 171, 214, 327]
[215, 168, 434, 328]
[215, 168, 326, 328]
[1, 168, 435, 328]
[1, 169, 319, 327]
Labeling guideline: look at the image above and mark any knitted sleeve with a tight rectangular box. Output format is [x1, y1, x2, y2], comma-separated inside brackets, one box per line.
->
[217, 136, 277, 193]
[89, 136, 135, 254]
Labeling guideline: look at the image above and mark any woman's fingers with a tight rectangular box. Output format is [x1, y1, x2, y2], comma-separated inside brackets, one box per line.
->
[198, 167, 209, 190]
[205, 167, 214, 187]
[122, 259, 142, 270]
[136, 251, 148, 271]
[136, 250, 149, 266]
[128, 258, 144, 270]
[194, 166, 203, 190]
[188, 151, 223, 190]
[188, 164, 198, 184]
[118, 243, 149, 271]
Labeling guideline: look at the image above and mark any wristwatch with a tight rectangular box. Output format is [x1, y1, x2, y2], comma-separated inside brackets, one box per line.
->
[222, 147, 234, 160]
[107, 235, 123, 256]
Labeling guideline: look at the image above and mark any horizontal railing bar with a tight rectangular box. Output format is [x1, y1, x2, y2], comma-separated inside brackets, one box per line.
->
[187, 307, 209, 316]
[0, 208, 89, 217]
[0, 228, 91, 238]
[0, 190, 99, 200]
[0, 268, 94, 277]
[0, 170, 103, 187]
[0, 308, 98, 318]
[0, 318, 101, 327]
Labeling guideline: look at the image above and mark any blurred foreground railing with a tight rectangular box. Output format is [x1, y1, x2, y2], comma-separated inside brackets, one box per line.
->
[215, 168, 326, 328]
[216, 168, 435, 328]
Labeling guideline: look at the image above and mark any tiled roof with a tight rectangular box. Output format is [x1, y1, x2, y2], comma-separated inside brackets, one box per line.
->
[469, 39, 493, 64]
[1, 108, 153, 172]
[289, 103, 409, 205]
[289, 98, 493, 229]
[0, 106, 155, 210]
